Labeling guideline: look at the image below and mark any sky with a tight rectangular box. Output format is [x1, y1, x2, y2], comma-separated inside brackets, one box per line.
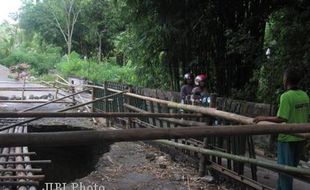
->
[0, 0, 22, 23]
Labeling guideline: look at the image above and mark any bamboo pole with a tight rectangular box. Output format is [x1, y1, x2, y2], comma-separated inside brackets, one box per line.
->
[55, 74, 69, 84]
[0, 169, 41, 172]
[77, 93, 98, 124]
[20, 89, 89, 112]
[0, 175, 45, 180]
[55, 80, 71, 87]
[0, 112, 203, 118]
[0, 161, 51, 165]
[23, 126, 37, 190]
[156, 139, 310, 176]
[0, 152, 36, 157]
[0, 124, 309, 146]
[124, 103, 205, 126]
[0, 87, 56, 91]
[199, 94, 217, 176]
[104, 88, 257, 124]
[0, 100, 68, 103]
[0, 91, 126, 131]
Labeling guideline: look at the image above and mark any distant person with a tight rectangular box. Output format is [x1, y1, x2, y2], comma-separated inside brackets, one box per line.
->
[180, 73, 194, 104]
[254, 67, 309, 190]
[191, 74, 209, 106]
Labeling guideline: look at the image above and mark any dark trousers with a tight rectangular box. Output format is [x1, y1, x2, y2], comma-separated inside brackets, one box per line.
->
[277, 141, 304, 190]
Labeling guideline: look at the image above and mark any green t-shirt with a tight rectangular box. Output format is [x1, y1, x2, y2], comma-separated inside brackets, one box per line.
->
[277, 89, 310, 142]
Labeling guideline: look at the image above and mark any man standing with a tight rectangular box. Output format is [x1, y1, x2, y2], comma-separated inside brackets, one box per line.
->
[180, 73, 194, 104]
[254, 67, 309, 190]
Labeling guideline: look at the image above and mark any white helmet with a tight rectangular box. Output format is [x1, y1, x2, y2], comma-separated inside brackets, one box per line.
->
[184, 73, 194, 80]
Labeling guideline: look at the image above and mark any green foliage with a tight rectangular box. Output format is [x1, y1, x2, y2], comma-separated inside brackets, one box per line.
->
[56, 52, 137, 84]
[4, 0, 310, 101]
[257, 3, 310, 103]
[0, 22, 61, 76]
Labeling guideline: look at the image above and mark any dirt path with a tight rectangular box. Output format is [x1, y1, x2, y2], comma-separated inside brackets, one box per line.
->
[68, 141, 219, 190]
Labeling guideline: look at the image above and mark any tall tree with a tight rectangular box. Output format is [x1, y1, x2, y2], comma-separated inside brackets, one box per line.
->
[47, 0, 82, 56]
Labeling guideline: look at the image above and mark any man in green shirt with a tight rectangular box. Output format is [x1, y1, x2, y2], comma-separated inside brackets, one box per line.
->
[254, 67, 309, 190]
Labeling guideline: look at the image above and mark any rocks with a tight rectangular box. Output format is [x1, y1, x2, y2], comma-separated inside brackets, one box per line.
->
[159, 163, 167, 169]
[198, 175, 215, 183]
[145, 153, 156, 161]
[173, 174, 184, 181]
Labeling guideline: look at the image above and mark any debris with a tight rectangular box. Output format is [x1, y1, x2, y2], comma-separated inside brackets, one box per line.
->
[10, 95, 16, 100]
[159, 163, 167, 169]
[173, 174, 183, 181]
[145, 153, 156, 161]
[198, 175, 215, 183]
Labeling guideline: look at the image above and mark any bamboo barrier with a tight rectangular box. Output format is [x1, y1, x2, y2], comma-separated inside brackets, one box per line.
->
[103, 86, 310, 139]
[102, 87, 260, 125]
[123, 103, 205, 126]
[0, 124, 309, 146]
[0, 91, 126, 131]
[20, 89, 89, 112]
[156, 140, 310, 176]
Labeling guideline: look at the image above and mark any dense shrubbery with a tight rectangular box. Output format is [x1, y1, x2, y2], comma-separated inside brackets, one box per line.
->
[56, 52, 137, 84]
[0, 45, 61, 75]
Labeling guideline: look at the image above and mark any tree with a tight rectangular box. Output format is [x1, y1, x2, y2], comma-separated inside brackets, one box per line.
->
[47, 0, 82, 56]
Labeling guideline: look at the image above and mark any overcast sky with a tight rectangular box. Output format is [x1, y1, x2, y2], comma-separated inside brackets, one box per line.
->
[0, 0, 22, 23]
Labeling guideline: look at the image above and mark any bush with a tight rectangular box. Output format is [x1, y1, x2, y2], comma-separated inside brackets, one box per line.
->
[0, 46, 61, 75]
[56, 52, 137, 84]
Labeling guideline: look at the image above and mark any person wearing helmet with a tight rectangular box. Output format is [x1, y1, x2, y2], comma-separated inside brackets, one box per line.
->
[180, 73, 194, 104]
[191, 74, 209, 106]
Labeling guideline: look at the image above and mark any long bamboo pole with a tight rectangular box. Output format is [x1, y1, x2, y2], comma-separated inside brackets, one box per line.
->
[0, 100, 68, 103]
[0, 88, 55, 91]
[156, 140, 310, 176]
[123, 103, 205, 126]
[20, 89, 89, 112]
[0, 112, 202, 118]
[0, 91, 125, 131]
[104, 87, 258, 124]
[0, 124, 309, 146]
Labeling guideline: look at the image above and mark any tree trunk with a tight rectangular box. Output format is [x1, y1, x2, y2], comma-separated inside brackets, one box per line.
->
[98, 34, 102, 62]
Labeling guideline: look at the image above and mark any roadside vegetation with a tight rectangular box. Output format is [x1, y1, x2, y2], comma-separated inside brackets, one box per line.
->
[0, 0, 310, 103]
